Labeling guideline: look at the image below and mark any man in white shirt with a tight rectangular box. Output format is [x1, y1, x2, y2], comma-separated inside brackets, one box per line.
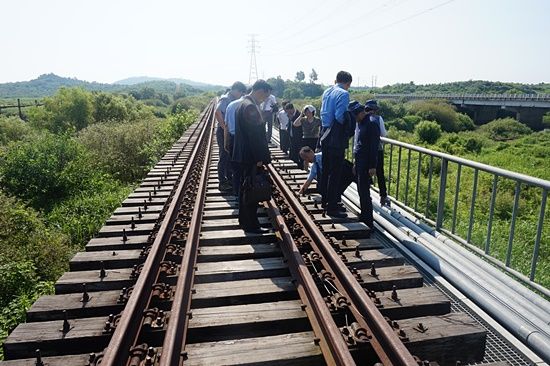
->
[277, 100, 290, 153]
[260, 93, 277, 143]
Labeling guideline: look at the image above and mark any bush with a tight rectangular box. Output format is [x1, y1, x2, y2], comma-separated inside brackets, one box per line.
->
[386, 115, 421, 132]
[0, 133, 104, 208]
[283, 86, 305, 100]
[27, 87, 94, 133]
[479, 118, 532, 141]
[171, 94, 213, 113]
[0, 191, 71, 281]
[415, 120, 442, 144]
[408, 100, 461, 132]
[77, 120, 158, 182]
[0, 261, 38, 308]
[379, 100, 407, 120]
[457, 113, 475, 131]
[143, 110, 198, 165]
[0, 116, 33, 145]
[47, 183, 132, 246]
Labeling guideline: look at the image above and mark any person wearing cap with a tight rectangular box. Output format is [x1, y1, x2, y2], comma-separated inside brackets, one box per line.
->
[351, 101, 380, 230]
[364, 100, 390, 206]
[277, 101, 291, 153]
[215, 81, 247, 192]
[319, 71, 353, 218]
[233, 80, 273, 234]
[293, 105, 321, 153]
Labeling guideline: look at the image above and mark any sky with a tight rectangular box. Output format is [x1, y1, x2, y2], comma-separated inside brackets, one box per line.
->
[1, 0, 549, 87]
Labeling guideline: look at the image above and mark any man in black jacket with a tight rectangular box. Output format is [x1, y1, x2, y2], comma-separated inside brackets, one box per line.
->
[351, 101, 380, 230]
[233, 80, 273, 233]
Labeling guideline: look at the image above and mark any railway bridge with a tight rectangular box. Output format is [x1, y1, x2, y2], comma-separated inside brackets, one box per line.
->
[375, 94, 550, 129]
[0, 101, 548, 366]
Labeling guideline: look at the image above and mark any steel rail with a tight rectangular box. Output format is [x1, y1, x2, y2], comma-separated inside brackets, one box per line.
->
[99, 101, 216, 366]
[266, 196, 356, 365]
[267, 163, 419, 366]
[159, 103, 216, 365]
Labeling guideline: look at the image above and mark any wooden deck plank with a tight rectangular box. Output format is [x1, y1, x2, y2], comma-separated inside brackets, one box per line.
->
[185, 332, 323, 366]
[198, 243, 281, 262]
[199, 229, 276, 245]
[192, 277, 297, 308]
[187, 300, 310, 343]
[85, 235, 150, 252]
[55, 268, 134, 294]
[69, 249, 142, 270]
[195, 258, 288, 283]
[357, 265, 423, 291]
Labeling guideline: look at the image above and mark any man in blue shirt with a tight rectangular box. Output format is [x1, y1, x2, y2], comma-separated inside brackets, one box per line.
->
[319, 71, 353, 218]
[298, 146, 355, 198]
[215, 81, 246, 192]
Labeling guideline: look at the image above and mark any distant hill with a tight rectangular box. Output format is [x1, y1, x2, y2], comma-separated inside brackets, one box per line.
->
[0, 74, 224, 99]
[114, 76, 225, 91]
[0, 73, 120, 98]
[371, 80, 550, 95]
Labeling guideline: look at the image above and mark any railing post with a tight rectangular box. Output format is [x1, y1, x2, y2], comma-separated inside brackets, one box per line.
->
[530, 189, 547, 281]
[436, 158, 448, 230]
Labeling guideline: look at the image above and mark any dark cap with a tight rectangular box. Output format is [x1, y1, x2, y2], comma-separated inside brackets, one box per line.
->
[348, 100, 364, 116]
[231, 81, 247, 93]
[365, 99, 379, 111]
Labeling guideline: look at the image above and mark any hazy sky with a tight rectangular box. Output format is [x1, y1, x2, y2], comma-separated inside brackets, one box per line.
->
[2, 0, 549, 87]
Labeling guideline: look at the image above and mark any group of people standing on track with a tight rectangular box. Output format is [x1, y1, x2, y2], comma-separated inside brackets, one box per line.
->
[215, 71, 389, 234]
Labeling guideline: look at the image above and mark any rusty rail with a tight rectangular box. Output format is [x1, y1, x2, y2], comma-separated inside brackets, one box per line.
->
[267, 163, 419, 366]
[99, 101, 216, 366]
[158, 101, 216, 365]
[266, 197, 356, 365]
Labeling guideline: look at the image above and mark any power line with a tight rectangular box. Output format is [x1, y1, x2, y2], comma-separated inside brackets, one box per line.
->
[247, 34, 259, 84]
[270, 0, 412, 53]
[269, 0, 455, 58]
[262, 0, 331, 42]
[262, 0, 353, 52]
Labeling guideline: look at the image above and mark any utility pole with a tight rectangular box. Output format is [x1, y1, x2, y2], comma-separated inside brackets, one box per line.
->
[247, 34, 259, 84]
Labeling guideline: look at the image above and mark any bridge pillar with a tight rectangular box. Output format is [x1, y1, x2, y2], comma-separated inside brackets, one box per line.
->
[516, 107, 547, 130]
[473, 107, 499, 125]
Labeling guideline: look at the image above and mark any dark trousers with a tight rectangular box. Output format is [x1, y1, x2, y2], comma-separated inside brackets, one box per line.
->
[280, 129, 290, 153]
[302, 137, 318, 152]
[376, 149, 387, 197]
[320, 146, 345, 210]
[231, 161, 242, 198]
[357, 167, 374, 227]
[263, 111, 273, 142]
[290, 136, 303, 169]
[239, 164, 261, 230]
[216, 127, 231, 183]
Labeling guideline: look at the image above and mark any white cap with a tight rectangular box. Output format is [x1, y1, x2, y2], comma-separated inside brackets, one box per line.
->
[303, 104, 316, 113]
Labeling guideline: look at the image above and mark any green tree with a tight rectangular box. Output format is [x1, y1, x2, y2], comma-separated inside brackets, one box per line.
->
[415, 120, 442, 144]
[0, 133, 103, 208]
[28, 87, 94, 133]
[309, 69, 318, 83]
[283, 86, 305, 100]
[295, 71, 305, 82]
[479, 118, 532, 141]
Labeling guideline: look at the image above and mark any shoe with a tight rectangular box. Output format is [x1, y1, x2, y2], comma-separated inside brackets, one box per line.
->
[336, 203, 346, 212]
[380, 196, 391, 207]
[243, 227, 269, 234]
[219, 182, 233, 192]
[326, 210, 348, 219]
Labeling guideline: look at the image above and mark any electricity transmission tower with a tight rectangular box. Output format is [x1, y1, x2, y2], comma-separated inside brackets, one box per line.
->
[247, 34, 259, 84]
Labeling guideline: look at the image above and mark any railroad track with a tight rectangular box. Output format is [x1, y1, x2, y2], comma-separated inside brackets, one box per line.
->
[0, 100, 508, 366]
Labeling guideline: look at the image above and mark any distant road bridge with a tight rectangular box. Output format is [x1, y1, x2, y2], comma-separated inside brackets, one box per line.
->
[375, 93, 550, 130]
